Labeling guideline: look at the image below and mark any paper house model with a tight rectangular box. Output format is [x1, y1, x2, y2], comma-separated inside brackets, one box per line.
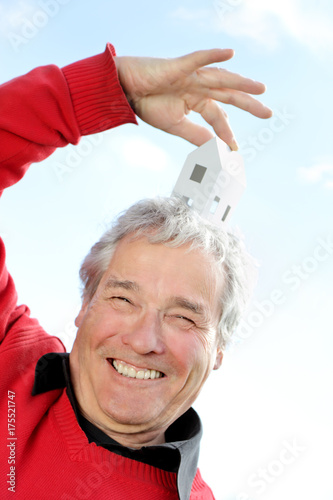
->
[171, 137, 246, 227]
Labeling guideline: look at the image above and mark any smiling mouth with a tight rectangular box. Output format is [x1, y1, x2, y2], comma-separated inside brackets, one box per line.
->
[108, 359, 165, 380]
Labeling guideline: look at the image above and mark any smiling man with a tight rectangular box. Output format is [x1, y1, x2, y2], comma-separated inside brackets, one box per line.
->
[0, 43, 271, 499]
[71, 222, 225, 448]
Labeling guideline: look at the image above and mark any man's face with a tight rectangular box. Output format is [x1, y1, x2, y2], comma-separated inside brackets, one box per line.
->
[70, 234, 223, 446]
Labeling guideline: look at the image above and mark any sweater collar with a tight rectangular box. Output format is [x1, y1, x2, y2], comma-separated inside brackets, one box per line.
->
[32, 352, 202, 500]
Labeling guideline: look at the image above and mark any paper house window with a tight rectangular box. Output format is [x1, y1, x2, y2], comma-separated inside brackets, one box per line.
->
[190, 164, 207, 183]
[171, 137, 246, 228]
[210, 196, 220, 214]
[221, 204, 231, 222]
[182, 196, 193, 207]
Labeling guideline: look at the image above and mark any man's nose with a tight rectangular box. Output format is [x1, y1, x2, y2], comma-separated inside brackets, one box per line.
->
[121, 310, 165, 355]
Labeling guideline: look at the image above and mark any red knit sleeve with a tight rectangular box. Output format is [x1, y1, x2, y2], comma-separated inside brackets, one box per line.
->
[0, 43, 137, 343]
[62, 43, 137, 136]
[0, 43, 137, 193]
[0, 239, 18, 344]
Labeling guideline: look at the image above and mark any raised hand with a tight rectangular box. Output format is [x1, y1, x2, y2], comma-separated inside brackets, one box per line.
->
[115, 49, 272, 149]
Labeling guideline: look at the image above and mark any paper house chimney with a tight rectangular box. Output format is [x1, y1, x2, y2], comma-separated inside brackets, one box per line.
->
[171, 137, 246, 227]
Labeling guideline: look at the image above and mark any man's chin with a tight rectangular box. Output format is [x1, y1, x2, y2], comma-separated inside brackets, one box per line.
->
[101, 405, 161, 429]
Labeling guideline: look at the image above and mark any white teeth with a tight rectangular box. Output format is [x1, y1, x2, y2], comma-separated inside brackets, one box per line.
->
[112, 360, 163, 380]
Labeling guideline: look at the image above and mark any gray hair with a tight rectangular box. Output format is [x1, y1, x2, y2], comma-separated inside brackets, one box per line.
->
[79, 197, 256, 349]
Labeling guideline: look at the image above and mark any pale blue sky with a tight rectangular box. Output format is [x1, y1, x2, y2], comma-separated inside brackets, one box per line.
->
[0, 1, 332, 499]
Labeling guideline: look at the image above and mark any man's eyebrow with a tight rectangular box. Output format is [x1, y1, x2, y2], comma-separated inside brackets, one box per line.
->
[104, 276, 140, 293]
[171, 297, 206, 316]
[103, 279, 207, 316]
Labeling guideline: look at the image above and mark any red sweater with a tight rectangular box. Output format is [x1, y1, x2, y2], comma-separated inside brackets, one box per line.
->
[0, 45, 215, 499]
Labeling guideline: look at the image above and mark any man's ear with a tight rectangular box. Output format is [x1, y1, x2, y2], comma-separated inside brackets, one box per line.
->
[213, 347, 223, 370]
[75, 300, 89, 328]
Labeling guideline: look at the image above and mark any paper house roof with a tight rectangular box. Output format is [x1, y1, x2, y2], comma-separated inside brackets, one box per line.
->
[171, 137, 246, 227]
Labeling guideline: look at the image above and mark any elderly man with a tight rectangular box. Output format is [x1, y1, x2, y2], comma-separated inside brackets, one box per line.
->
[0, 44, 271, 499]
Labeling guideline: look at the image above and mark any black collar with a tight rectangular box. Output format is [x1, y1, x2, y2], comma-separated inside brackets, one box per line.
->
[32, 352, 202, 500]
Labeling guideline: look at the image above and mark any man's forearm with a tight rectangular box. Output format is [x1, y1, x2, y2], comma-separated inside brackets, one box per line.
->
[0, 43, 137, 194]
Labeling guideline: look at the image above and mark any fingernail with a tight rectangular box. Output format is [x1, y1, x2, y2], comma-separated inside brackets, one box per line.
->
[230, 138, 239, 151]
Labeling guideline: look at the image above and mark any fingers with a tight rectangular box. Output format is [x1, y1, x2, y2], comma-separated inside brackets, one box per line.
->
[208, 88, 273, 119]
[165, 117, 215, 147]
[174, 50, 272, 120]
[196, 66, 267, 95]
[199, 99, 238, 150]
[175, 48, 235, 74]
[166, 101, 238, 150]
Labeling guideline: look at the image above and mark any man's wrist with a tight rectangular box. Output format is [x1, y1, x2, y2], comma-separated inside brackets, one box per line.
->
[62, 45, 137, 136]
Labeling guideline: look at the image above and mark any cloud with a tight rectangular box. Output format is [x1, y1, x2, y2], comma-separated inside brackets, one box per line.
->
[325, 180, 333, 190]
[82, 132, 171, 177]
[0, 0, 36, 35]
[114, 135, 170, 173]
[170, 6, 211, 22]
[213, 0, 285, 49]
[298, 160, 333, 189]
[172, 1, 333, 53]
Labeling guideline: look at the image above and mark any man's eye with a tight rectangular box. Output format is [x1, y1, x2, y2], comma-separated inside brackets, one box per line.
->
[112, 296, 131, 304]
[174, 315, 195, 325]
